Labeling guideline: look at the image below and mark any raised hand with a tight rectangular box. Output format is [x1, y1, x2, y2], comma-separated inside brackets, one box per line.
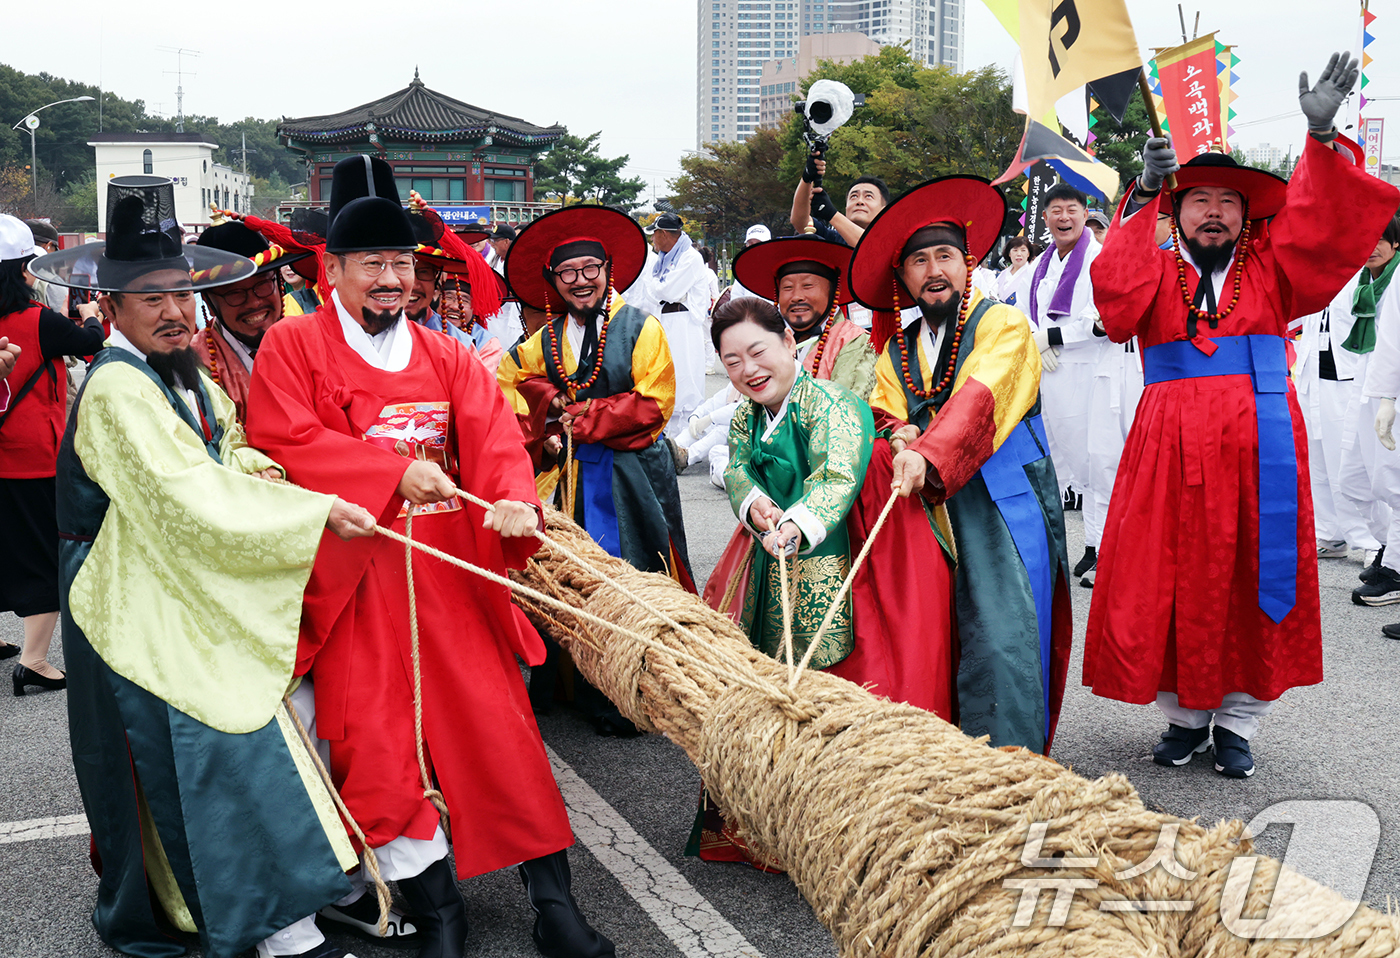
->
[1140, 137, 1179, 193]
[1299, 51, 1360, 133]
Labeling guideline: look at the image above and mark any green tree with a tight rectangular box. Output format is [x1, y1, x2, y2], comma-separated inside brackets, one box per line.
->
[536, 132, 646, 211]
[670, 127, 791, 240]
[55, 171, 98, 231]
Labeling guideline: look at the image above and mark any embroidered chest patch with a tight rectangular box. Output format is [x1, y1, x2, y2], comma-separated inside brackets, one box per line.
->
[363, 401, 461, 518]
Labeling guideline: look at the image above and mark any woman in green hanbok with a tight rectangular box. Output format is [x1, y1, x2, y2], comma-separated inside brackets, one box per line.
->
[710, 297, 875, 674]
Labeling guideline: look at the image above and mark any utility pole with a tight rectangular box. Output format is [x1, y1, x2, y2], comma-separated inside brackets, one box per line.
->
[233, 131, 256, 215]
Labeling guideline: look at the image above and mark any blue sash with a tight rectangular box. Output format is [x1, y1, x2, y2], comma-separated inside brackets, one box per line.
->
[978, 414, 1055, 727]
[574, 442, 621, 557]
[1142, 335, 1297, 623]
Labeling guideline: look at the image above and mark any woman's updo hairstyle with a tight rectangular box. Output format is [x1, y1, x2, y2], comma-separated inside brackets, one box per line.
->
[710, 296, 787, 353]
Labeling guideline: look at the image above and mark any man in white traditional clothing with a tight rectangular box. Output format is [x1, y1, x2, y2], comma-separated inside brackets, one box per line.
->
[1363, 253, 1400, 635]
[1013, 182, 1106, 550]
[645, 212, 711, 434]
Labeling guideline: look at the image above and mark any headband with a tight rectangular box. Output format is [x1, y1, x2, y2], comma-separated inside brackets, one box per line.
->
[899, 224, 967, 263]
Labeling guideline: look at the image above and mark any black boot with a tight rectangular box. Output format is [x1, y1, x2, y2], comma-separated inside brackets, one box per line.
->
[518, 850, 615, 958]
[395, 857, 468, 958]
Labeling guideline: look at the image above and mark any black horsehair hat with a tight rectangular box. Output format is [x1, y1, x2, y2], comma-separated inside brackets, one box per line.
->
[325, 155, 416, 254]
[28, 175, 255, 293]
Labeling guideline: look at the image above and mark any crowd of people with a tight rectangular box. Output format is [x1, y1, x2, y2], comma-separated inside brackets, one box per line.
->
[0, 50, 1394, 958]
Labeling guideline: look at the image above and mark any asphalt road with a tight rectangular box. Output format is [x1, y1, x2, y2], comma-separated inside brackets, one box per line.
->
[2, 372, 1397, 957]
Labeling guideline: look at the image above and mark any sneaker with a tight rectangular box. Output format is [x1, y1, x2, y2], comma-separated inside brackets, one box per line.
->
[1381, 622, 1400, 640]
[1062, 489, 1082, 512]
[1352, 565, 1400, 606]
[666, 437, 689, 472]
[1079, 565, 1095, 588]
[1151, 724, 1211, 767]
[1073, 546, 1097, 578]
[1317, 539, 1350, 559]
[1360, 546, 1387, 584]
[1211, 726, 1255, 778]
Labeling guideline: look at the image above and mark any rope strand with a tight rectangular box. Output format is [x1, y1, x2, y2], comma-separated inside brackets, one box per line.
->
[404, 511, 452, 839]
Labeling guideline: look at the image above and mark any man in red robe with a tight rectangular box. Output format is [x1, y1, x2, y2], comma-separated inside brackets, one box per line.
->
[245, 155, 614, 958]
[192, 221, 311, 422]
[1084, 52, 1400, 778]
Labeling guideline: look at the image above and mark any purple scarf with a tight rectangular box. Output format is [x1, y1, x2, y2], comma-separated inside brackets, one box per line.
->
[1027, 228, 1092, 328]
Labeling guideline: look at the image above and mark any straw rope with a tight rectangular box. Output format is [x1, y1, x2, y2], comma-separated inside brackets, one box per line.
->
[403, 511, 451, 839]
[281, 694, 392, 937]
[495, 507, 1400, 958]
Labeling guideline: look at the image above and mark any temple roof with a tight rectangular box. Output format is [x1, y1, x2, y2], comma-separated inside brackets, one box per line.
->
[277, 69, 564, 148]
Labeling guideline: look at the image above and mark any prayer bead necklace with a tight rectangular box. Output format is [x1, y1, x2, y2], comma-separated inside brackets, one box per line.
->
[802, 294, 842, 374]
[892, 255, 975, 399]
[1170, 212, 1251, 328]
[544, 285, 615, 397]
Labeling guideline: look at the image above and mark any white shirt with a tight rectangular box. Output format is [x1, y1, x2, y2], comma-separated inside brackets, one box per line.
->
[333, 289, 413, 372]
[216, 323, 256, 373]
[1012, 234, 1105, 363]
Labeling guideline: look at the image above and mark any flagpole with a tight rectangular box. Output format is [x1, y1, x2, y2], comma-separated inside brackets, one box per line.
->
[1137, 69, 1179, 191]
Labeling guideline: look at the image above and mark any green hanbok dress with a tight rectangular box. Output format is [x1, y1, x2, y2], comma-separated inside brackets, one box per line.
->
[724, 370, 874, 668]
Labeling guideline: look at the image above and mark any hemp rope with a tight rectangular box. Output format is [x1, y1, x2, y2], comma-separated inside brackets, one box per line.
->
[403, 511, 452, 840]
[562, 423, 575, 519]
[498, 507, 1400, 958]
[281, 694, 392, 937]
[789, 487, 900, 689]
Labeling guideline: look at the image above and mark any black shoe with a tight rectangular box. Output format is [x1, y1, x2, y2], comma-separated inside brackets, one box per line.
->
[394, 858, 468, 958]
[1360, 546, 1387, 584]
[0, 642, 18, 660]
[1062, 489, 1082, 512]
[1151, 724, 1211, 767]
[1072, 546, 1097, 579]
[319, 891, 421, 949]
[1079, 565, 1095, 588]
[1212, 726, 1255, 778]
[13, 664, 66, 696]
[1382, 622, 1400, 640]
[519, 851, 615, 958]
[1352, 565, 1400, 606]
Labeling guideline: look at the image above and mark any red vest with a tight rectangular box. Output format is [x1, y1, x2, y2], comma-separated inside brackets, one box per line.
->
[0, 305, 68, 479]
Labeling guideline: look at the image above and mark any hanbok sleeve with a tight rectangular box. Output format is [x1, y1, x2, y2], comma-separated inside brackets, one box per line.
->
[781, 381, 874, 554]
[567, 316, 675, 449]
[869, 343, 912, 432]
[907, 302, 1041, 500]
[1365, 282, 1400, 400]
[724, 401, 766, 536]
[1092, 194, 1173, 343]
[830, 336, 878, 400]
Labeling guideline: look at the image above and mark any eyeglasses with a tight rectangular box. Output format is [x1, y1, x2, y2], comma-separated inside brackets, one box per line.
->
[550, 262, 607, 285]
[346, 254, 416, 276]
[210, 273, 278, 306]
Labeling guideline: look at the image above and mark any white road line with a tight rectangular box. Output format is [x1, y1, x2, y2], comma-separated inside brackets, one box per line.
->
[546, 745, 765, 958]
[0, 813, 88, 845]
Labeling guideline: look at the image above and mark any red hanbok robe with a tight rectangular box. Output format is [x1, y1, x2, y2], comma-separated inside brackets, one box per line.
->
[245, 305, 573, 878]
[1084, 137, 1400, 709]
[193, 324, 252, 423]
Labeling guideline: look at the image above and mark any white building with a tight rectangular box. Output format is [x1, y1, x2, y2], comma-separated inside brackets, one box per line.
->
[88, 132, 252, 234]
[758, 32, 882, 128]
[1240, 142, 1287, 171]
[698, 0, 963, 147]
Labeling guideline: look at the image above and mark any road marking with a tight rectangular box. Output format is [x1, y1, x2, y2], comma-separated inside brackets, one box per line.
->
[546, 745, 765, 958]
[0, 813, 88, 845]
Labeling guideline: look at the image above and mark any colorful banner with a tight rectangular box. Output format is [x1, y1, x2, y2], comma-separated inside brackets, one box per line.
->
[1361, 2, 1376, 112]
[1362, 118, 1385, 177]
[1216, 41, 1238, 153]
[1154, 34, 1225, 157]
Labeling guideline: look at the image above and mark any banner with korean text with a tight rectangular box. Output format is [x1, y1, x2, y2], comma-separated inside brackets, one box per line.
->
[1362, 118, 1385, 177]
[1154, 34, 1224, 157]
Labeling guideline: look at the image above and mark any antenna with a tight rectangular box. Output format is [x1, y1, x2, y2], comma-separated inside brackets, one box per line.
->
[232, 131, 257, 213]
[159, 47, 201, 133]
[1177, 4, 1188, 44]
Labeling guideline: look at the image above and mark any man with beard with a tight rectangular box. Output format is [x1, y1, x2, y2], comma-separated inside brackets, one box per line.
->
[856, 176, 1073, 753]
[403, 198, 506, 372]
[246, 156, 615, 958]
[33, 175, 377, 958]
[191, 221, 312, 422]
[498, 205, 693, 734]
[1083, 53, 1400, 778]
[730, 236, 875, 396]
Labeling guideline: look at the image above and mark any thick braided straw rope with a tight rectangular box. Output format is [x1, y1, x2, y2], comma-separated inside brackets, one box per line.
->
[484, 507, 1400, 958]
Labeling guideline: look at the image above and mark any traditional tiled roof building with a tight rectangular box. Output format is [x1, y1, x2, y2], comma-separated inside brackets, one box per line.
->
[277, 70, 564, 226]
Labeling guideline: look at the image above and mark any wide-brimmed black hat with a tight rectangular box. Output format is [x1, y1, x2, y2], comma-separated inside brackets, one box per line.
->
[732, 236, 855, 306]
[325, 155, 415, 254]
[1160, 152, 1288, 219]
[196, 221, 310, 278]
[29, 175, 256, 293]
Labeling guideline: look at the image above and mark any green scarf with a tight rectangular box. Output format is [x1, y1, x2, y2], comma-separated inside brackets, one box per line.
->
[1342, 253, 1400, 354]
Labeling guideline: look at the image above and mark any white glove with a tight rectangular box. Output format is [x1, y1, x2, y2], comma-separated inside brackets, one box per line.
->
[1377, 397, 1397, 451]
[1032, 328, 1061, 372]
[690, 413, 713, 434]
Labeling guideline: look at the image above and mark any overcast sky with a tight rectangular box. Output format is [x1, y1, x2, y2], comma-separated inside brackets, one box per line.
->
[2, 0, 1392, 202]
